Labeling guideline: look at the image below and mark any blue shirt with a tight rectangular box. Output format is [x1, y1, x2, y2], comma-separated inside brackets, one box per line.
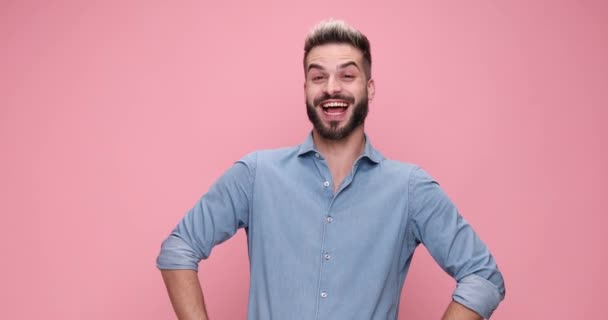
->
[157, 134, 505, 319]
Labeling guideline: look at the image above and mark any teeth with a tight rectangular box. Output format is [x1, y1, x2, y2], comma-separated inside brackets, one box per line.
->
[322, 101, 348, 108]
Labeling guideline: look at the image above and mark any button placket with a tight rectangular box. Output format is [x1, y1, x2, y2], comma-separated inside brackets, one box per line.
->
[319, 214, 333, 304]
[317, 167, 336, 312]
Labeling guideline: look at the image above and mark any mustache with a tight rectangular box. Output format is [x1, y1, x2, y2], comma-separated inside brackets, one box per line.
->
[313, 94, 355, 106]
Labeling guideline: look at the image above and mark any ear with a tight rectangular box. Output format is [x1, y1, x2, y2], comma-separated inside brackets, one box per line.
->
[367, 78, 375, 101]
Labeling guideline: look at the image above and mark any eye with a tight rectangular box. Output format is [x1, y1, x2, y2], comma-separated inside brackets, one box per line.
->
[310, 74, 326, 82]
[341, 74, 355, 80]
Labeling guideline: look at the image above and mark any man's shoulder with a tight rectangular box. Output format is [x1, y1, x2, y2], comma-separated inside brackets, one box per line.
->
[378, 156, 442, 190]
[377, 157, 421, 176]
[374, 158, 438, 193]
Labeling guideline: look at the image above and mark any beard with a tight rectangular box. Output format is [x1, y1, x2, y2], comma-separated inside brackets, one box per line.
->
[306, 93, 369, 141]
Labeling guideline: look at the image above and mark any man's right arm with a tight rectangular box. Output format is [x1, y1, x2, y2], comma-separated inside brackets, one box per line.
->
[157, 154, 257, 319]
[161, 270, 208, 320]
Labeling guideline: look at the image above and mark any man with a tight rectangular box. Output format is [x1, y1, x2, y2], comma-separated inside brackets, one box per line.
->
[157, 20, 505, 320]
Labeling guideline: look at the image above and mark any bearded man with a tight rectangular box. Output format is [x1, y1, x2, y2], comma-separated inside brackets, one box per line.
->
[157, 19, 505, 320]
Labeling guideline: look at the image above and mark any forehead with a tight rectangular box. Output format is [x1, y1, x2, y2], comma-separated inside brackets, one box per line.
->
[305, 43, 364, 69]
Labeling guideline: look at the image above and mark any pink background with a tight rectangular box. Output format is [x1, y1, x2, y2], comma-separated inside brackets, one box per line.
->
[1, 0, 607, 319]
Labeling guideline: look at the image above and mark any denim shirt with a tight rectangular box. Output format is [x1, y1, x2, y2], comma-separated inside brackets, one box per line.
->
[157, 134, 505, 319]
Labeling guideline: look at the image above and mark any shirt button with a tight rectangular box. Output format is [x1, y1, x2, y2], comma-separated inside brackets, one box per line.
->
[323, 181, 330, 187]
[326, 216, 333, 223]
[315, 153, 320, 158]
[320, 291, 328, 298]
[324, 253, 331, 260]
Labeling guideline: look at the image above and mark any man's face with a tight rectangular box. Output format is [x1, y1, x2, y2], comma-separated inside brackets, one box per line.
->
[304, 43, 375, 140]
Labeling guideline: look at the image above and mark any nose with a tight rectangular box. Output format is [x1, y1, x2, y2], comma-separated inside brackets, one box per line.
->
[324, 75, 342, 95]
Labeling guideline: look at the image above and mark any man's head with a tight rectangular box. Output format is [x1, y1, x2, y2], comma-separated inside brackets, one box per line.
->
[303, 20, 375, 141]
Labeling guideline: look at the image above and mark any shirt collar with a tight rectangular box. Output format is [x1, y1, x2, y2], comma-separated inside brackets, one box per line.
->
[297, 132, 383, 164]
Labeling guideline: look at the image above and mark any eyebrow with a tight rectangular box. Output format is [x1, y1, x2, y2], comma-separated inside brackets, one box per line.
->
[307, 61, 361, 73]
[307, 63, 325, 72]
[337, 61, 360, 71]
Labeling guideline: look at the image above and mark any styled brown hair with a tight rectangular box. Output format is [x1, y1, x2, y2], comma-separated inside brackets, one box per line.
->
[303, 19, 372, 79]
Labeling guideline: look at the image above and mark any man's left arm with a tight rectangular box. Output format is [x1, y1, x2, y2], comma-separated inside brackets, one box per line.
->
[409, 167, 506, 319]
[442, 300, 483, 320]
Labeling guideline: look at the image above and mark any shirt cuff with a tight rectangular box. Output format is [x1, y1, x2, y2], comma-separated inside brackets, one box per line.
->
[156, 235, 201, 271]
[452, 274, 504, 319]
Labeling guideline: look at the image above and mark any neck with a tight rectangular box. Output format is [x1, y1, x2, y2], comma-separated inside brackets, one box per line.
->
[312, 126, 366, 165]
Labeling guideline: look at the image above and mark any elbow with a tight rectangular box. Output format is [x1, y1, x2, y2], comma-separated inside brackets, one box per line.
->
[156, 234, 202, 271]
[452, 272, 505, 319]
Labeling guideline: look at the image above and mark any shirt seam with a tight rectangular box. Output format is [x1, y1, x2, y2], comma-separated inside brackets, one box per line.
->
[391, 163, 416, 313]
[248, 152, 258, 226]
[405, 166, 421, 241]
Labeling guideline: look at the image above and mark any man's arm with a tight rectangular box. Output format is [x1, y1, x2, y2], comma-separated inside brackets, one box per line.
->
[442, 301, 483, 320]
[161, 270, 208, 320]
[409, 167, 505, 319]
[157, 154, 257, 319]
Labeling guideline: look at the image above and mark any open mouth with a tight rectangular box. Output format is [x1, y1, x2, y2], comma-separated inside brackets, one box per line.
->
[320, 100, 349, 115]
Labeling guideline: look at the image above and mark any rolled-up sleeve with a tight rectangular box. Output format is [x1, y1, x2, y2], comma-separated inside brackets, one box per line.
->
[409, 167, 505, 318]
[156, 152, 256, 271]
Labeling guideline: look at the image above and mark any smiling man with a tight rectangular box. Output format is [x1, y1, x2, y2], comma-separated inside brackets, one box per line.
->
[157, 20, 505, 320]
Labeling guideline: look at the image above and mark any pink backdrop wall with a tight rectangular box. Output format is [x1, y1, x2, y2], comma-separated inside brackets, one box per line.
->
[2, 1, 606, 319]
